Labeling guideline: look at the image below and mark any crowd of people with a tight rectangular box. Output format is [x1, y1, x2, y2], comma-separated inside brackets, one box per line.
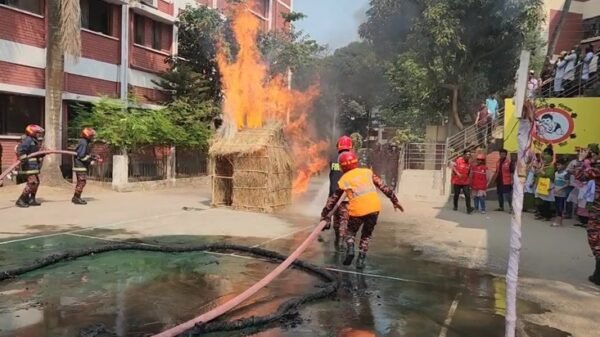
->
[451, 144, 600, 285]
[543, 44, 598, 97]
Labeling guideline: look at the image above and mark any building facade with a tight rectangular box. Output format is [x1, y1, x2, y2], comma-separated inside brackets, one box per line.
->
[0, 0, 292, 170]
[544, 0, 600, 56]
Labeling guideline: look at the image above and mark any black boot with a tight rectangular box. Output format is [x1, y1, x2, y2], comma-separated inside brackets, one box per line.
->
[343, 242, 355, 266]
[15, 196, 29, 208]
[356, 252, 367, 270]
[589, 259, 600, 285]
[72, 193, 87, 205]
[28, 194, 41, 206]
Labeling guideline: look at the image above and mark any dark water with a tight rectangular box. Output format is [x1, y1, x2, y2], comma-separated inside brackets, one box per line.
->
[0, 230, 571, 337]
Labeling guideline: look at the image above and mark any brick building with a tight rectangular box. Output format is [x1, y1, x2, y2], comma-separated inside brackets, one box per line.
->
[544, 0, 600, 56]
[0, 0, 292, 171]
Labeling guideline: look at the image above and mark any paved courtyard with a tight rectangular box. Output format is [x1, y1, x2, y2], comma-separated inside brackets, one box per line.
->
[0, 179, 598, 337]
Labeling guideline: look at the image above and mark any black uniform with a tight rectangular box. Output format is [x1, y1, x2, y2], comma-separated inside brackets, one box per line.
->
[16, 136, 42, 206]
[327, 152, 349, 245]
[72, 138, 94, 204]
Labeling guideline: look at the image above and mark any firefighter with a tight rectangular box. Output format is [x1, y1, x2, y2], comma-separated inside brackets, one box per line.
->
[16, 124, 45, 208]
[323, 135, 353, 250]
[72, 127, 98, 205]
[321, 150, 404, 269]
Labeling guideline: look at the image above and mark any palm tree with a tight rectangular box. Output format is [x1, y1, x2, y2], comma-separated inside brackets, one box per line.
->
[41, 0, 81, 185]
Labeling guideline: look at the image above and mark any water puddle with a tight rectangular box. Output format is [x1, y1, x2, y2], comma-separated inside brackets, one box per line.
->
[0, 230, 571, 337]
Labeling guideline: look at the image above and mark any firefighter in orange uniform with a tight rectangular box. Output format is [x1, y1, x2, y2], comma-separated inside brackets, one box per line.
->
[321, 151, 403, 269]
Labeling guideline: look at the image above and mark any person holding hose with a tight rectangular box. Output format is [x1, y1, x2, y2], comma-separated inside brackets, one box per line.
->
[324, 135, 353, 250]
[72, 127, 99, 205]
[321, 150, 404, 270]
[15, 124, 45, 208]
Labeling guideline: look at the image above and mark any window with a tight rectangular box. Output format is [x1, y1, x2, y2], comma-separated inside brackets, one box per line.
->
[583, 16, 600, 40]
[0, 0, 43, 15]
[0, 94, 43, 136]
[152, 21, 162, 50]
[134, 14, 145, 45]
[80, 0, 112, 35]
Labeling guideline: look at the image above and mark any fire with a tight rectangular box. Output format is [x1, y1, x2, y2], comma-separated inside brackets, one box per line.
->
[217, 6, 327, 195]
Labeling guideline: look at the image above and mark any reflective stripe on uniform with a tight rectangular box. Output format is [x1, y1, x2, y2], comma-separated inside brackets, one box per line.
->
[19, 170, 40, 175]
[82, 155, 91, 161]
[73, 167, 88, 172]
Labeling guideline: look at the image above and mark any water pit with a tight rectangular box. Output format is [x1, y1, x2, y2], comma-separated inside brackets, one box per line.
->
[0, 232, 570, 337]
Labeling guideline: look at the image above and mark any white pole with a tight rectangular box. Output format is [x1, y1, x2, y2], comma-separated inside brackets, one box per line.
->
[505, 50, 531, 337]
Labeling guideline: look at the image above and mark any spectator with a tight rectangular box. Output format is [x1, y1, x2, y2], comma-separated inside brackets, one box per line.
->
[490, 149, 514, 212]
[475, 103, 490, 145]
[527, 70, 539, 99]
[553, 159, 570, 227]
[564, 49, 578, 92]
[535, 154, 556, 221]
[582, 45, 595, 85]
[486, 94, 499, 121]
[471, 153, 489, 214]
[451, 149, 473, 214]
[554, 51, 568, 95]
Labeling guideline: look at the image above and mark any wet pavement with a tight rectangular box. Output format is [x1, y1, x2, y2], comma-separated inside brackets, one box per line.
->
[0, 214, 572, 337]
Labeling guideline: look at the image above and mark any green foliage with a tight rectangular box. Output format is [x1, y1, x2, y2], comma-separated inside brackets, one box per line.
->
[350, 132, 363, 149]
[282, 11, 307, 23]
[391, 129, 424, 145]
[72, 98, 212, 151]
[354, 0, 545, 131]
[258, 28, 324, 75]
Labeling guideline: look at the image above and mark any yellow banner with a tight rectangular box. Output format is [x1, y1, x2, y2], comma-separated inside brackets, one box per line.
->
[504, 97, 600, 154]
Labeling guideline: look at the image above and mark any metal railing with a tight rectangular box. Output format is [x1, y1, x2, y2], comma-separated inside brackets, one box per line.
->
[540, 51, 600, 98]
[446, 108, 506, 162]
[402, 143, 446, 170]
[128, 147, 169, 182]
[175, 147, 208, 178]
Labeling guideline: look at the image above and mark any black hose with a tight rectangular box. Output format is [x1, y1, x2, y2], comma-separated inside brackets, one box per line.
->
[0, 242, 339, 337]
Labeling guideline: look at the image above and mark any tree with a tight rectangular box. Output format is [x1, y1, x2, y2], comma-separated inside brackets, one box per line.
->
[359, 0, 544, 133]
[41, 0, 81, 185]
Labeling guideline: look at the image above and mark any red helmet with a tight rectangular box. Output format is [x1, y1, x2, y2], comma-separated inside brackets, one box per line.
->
[81, 127, 96, 140]
[338, 151, 359, 172]
[337, 136, 353, 152]
[25, 124, 45, 139]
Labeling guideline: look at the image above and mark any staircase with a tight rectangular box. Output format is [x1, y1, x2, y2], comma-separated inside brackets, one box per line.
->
[446, 108, 506, 162]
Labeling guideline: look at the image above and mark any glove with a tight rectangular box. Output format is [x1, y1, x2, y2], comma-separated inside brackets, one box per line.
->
[320, 217, 332, 231]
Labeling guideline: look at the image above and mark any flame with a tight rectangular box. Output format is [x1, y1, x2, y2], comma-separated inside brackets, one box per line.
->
[217, 6, 327, 194]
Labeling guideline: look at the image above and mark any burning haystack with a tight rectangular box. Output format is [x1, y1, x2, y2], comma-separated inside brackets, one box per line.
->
[209, 124, 293, 213]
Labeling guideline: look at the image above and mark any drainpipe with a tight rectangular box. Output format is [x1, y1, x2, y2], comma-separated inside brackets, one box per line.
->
[268, 0, 273, 31]
[120, 3, 129, 101]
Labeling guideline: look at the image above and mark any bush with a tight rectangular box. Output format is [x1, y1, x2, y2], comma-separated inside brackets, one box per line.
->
[72, 98, 212, 153]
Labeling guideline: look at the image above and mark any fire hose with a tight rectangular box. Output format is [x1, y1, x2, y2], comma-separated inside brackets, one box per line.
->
[0, 150, 78, 182]
[1, 150, 345, 336]
[154, 196, 345, 337]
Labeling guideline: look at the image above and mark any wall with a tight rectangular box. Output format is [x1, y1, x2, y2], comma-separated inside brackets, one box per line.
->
[504, 97, 600, 154]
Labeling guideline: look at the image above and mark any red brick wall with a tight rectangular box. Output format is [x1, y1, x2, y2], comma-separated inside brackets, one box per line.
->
[81, 30, 121, 64]
[0, 61, 45, 88]
[549, 10, 584, 55]
[158, 0, 174, 15]
[249, 0, 268, 17]
[130, 85, 168, 104]
[0, 138, 19, 171]
[131, 45, 169, 73]
[0, 6, 46, 48]
[273, 0, 290, 31]
[64, 74, 119, 97]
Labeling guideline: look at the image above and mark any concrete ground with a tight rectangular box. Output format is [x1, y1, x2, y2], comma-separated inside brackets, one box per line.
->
[0, 178, 599, 337]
